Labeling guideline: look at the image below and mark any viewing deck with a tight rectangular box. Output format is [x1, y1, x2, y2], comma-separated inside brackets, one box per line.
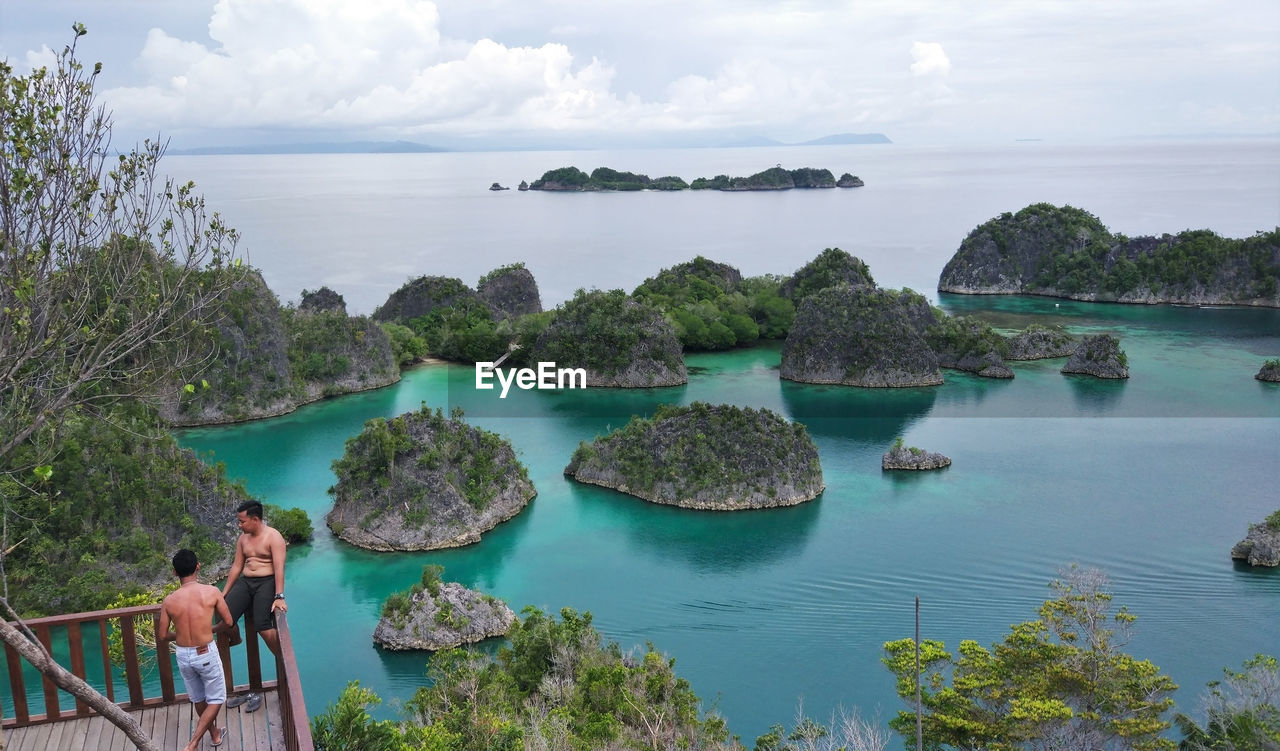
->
[2, 606, 312, 751]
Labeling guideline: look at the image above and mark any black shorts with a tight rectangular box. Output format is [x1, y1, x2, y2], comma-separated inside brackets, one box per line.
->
[226, 574, 277, 632]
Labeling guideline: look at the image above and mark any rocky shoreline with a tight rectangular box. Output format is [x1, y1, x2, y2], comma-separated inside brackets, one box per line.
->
[1230, 514, 1280, 567]
[565, 403, 824, 510]
[374, 580, 516, 650]
[882, 445, 951, 471]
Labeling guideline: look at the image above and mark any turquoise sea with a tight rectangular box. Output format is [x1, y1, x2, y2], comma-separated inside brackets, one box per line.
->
[165, 141, 1280, 739]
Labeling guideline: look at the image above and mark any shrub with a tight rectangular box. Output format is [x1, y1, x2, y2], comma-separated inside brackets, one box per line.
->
[265, 503, 314, 544]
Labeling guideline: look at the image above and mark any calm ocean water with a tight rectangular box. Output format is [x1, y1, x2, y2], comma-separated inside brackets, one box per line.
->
[163, 141, 1279, 740]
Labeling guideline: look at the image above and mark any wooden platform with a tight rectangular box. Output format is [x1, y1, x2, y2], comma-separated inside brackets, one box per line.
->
[2, 687, 285, 751]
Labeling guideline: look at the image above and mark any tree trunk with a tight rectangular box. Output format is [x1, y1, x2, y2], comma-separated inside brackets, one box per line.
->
[0, 620, 158, 751]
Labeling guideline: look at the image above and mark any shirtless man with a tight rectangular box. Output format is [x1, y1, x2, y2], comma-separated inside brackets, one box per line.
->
[221, 500, 288, 660]
[159, 549, 233, 751]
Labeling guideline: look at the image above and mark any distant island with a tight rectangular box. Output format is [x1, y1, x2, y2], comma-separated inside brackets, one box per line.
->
[525, 165, 863, 192]
[565, 402, 824, 510]
[938, 203, 1280, 307]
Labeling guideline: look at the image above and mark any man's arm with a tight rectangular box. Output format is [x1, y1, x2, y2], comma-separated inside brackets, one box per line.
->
[222, 538, 245, 597]
[212, 590, 234, 633]
[157, 602, 175, 645]
[270, 529, 287, 613]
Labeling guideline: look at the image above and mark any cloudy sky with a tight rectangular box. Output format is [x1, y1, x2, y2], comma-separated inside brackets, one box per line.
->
[3, 0, 1278, 149]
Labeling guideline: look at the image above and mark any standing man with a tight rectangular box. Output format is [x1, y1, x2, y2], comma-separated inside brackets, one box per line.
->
[221, 500, 288, 709]
[159, 549, 232, 751]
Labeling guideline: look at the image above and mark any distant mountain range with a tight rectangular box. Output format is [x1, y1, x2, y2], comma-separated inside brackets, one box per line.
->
[168, 133, 891, 155]
[721, 133, 893, 148]
[169, 140, 449, 155]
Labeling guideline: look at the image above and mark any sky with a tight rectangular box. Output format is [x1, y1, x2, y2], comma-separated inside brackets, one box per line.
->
[2, 0, 1279, 149]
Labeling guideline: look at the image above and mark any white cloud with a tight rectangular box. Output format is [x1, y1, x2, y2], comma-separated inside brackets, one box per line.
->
[909, 41, 950, 77]
[4, 0, 1272, 143]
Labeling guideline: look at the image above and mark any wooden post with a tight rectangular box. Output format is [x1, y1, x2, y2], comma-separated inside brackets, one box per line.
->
[915, 596, 922, 751]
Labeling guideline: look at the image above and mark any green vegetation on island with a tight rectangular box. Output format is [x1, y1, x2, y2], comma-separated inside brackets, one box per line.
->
[690, 166, 860, 191]
[326, 405, 535, 551]
[313, 607, 732, 751]
[523, 165, 862, 192]
[632, 256, 795, 350]
[374, 565, 516, 650]
[1257, 358, 1280, 382]
[156, 276, 400, 425]
[939, 203, 1280, 305]
[782, 285, 944, 387]
[524, 289, 687, 387]
[372, 266, 542, 364]
[0, 401, 249, 616]
[565, 402, 823, 509]
[779, 247, 876, 300]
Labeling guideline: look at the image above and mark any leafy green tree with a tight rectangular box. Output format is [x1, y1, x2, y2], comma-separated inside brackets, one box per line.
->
[883, 566, 1176, 751]
[1175, 654, 1280, 751]
[265, 503, 314, 544]
[1, 25, 242, 751]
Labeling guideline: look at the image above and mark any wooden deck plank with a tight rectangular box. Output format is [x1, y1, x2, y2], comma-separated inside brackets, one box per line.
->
[3, 688, 286, 751]
[62, 713, 91, 751]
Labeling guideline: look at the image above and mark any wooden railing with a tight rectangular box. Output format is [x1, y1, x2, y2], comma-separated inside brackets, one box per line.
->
[2, 605, 312, 749]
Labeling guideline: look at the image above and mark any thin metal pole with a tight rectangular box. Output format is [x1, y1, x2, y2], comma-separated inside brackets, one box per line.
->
[915, 595, 922, 751]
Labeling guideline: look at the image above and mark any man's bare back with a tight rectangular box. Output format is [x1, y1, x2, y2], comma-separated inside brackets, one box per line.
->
[161, 581, 232, 647]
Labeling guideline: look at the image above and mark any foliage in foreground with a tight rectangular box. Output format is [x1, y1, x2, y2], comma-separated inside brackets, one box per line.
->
[883, 566, 1177, 751]
[0, 401, 248, 616]
[312, 607, 731, 751]
[1174, 653, 1280, 751]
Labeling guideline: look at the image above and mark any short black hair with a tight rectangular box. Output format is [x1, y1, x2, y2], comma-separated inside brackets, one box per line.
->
[173, 549, 198, 577]
[236, 500, 264, 519]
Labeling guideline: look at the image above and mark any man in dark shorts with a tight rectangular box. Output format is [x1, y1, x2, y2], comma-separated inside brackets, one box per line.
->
[159, 549, 233, 751]
[221, 500, 288, 709]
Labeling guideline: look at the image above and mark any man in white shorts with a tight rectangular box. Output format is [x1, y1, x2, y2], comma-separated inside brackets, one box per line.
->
[159, 549, 234, 751]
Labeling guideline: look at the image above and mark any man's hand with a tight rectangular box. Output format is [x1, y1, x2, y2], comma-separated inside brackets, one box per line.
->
[271, 598, 287, 613]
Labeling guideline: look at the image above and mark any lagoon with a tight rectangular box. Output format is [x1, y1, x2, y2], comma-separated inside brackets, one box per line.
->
[173, 140, 1280, 740]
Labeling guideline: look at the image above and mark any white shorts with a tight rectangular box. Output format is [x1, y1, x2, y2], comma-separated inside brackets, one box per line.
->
[175, 642, 226, 705]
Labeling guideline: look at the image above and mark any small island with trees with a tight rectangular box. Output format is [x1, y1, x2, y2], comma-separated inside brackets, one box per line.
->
[326, 405, 536, 550]
[373, 565, 516, 650]
[565, 402, 823, 509]
[522, 165, 863, 192]
[938, 203, 1280, 306]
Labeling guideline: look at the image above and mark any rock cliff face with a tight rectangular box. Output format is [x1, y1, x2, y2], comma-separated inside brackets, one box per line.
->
[155, 275, 400, 426]
[1061, 334, 1129, 379]
[326, 406, 536, 551]
[1005, 324, 1078, 360]
[288, 310, 401, 401]
[477, 266, 542, 319]
[372, 275, 485, 323]
[1231, 517, 1280, 566]
[1256, 360, 1280, 382]
[837, 173, 865, 188]
[882, 445, 951, 470]
[565, 402, 823, 510]
[530, 290, 686, 388]
[782, 285, 943, 387]
[924, 315, 1014, 378]
[374, 581, 516, 650]
[939, 204, 1280, 306]
[156, 270, 298, 426]
[299, 286, 347, 314]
